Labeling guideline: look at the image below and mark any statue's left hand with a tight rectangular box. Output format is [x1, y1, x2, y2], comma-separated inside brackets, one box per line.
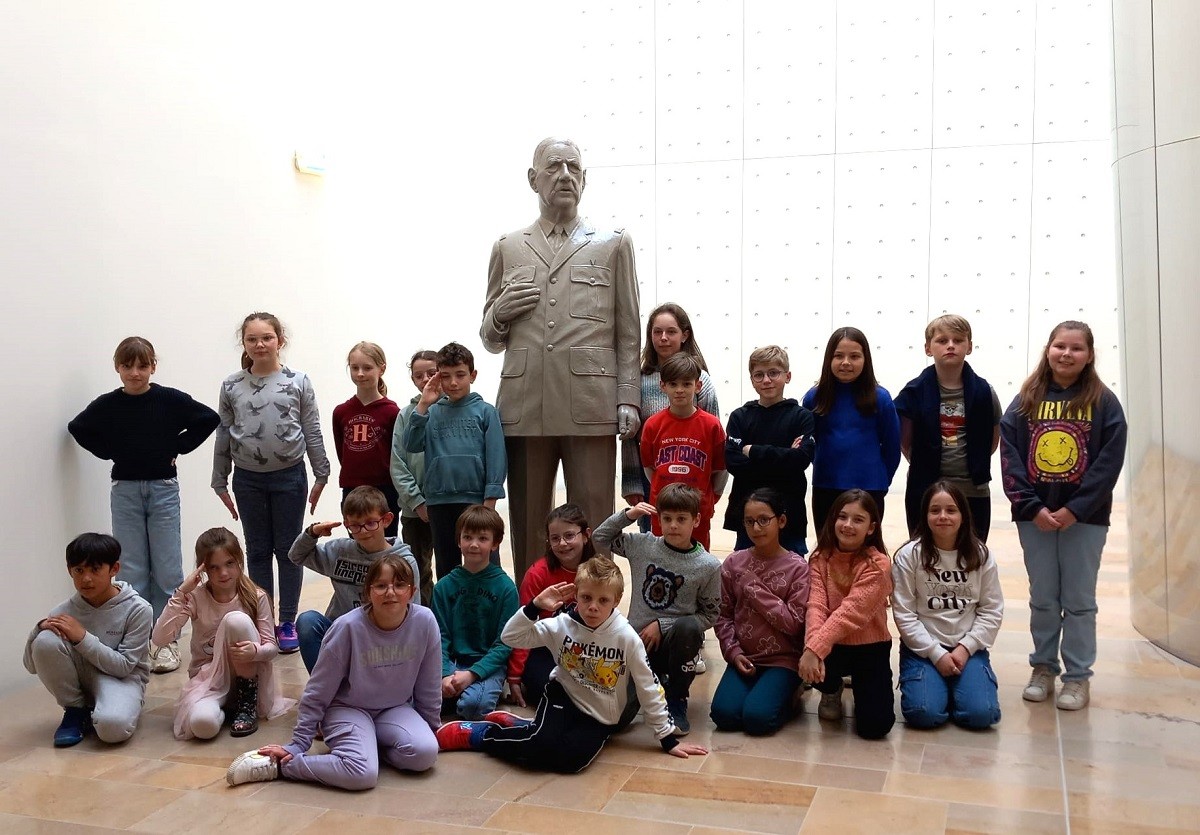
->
[617, 405, 640, 439]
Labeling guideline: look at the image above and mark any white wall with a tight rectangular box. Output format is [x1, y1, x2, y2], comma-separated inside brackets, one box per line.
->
[0, 0, 1116, 695]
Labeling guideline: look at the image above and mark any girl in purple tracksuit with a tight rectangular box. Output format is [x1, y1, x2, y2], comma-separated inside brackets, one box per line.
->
[226, 554, 441, 789]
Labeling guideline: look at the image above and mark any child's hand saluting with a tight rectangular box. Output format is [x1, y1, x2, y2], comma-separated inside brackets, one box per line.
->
[532, 582, 575, 613]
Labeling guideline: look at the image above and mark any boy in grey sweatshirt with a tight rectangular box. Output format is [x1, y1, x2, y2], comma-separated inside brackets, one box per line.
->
[24, 533, 152, 747]
[592, 483, 721, 735]
[289, 486, 420, 672]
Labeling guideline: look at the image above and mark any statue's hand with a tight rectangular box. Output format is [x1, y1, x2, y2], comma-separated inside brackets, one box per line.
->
[493, 282, 541, 324]
[617, 404, 640, 439]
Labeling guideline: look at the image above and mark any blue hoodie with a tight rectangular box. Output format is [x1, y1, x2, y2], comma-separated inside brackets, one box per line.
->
[402, 392, 507, 505]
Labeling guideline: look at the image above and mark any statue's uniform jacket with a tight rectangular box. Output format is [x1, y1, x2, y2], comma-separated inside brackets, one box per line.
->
[481, 219, 641, 436]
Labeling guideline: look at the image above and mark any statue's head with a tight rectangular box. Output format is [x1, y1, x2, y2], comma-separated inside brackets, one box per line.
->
[528, 137, 586, 218]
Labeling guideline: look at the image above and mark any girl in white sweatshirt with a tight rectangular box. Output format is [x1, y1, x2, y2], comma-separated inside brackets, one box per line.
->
[891, 481, 1004, 729]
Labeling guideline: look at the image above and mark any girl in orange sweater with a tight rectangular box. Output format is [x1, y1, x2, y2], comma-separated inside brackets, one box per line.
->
[799, 489, 895, 739]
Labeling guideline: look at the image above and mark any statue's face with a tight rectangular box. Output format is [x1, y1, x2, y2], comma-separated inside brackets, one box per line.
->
[530, 141, 586, 213]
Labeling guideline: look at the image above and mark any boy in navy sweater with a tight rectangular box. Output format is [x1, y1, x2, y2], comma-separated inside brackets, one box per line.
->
[894, 315, 1001, 540]
[723, 345, 815, 554]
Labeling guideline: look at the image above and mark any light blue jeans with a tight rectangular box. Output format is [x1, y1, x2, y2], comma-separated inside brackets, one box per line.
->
[898, 644, 1000, 730]
[110, 478, 183, 620]
[1017, 521, 1108, 681]
[444, 663, 505, 720]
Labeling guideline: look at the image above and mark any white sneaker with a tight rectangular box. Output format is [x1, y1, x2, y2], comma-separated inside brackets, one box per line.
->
[693, 649, 706, 675]
[150, 641, 181, 674]
[1022, 665, 1056, 702]
[818, 684, 844, 721]
[1056, 679, 1090, 711]
[226, 751, 280, 786]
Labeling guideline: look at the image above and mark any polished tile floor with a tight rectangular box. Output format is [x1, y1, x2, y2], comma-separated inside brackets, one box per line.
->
[4, 496, 1198, 834]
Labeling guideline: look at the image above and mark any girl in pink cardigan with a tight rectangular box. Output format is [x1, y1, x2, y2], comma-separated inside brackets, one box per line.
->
[153, 528, 294, 740]
[798, 489, 895, 739]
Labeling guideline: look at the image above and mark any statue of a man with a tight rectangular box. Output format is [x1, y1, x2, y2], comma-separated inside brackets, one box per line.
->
[481, 137, 641, 583]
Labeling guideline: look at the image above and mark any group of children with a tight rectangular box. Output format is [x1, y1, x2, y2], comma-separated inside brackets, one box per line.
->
[28, 308, 1125, 788]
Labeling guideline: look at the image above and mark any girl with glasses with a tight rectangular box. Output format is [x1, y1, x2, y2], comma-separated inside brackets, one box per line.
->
[227, 554, 441, 789]
[710, 490, 810, 736]
[506, 504, 596, 709]
[287, 486, 421, 673]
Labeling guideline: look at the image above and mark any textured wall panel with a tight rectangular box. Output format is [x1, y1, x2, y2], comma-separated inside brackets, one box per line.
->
[832, 150, 931, 391]
[655, 0, 743, 164]
[928, 146, 1034, 395]
[1033, 0, 1112, 142]
[564, 3, 657, 168]
[835, 1, 935, 154]
[744, 0, 837, 158]
[932, 3, 1036, 148]
[740, 156, 837, 406]
[655, 160, 744, 417]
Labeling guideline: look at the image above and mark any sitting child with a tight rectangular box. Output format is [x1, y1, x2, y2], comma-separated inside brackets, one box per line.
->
[507, 503, 596, 709]
[892, 481, 1003, 729]
[799, 489, 896, 740]
[710, 489, 810, 736]
[289, 485, 420, 673]
[226, 554, 441, 789]
[436, 557, 708, 771]
[153, 527, 294, 739]
[592, 482, 721, 734]
[24, 533, 151, 747]
[431, 505, 519, 720]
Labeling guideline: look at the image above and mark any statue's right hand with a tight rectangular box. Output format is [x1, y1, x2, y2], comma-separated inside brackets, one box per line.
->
[493, 283, 541, 324]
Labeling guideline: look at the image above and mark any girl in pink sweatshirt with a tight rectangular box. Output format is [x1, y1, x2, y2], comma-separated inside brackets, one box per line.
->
[799, 489, 895, 739]
[711, 489, 810, 736]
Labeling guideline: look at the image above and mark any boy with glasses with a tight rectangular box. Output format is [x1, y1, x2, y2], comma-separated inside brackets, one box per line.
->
[288, 486, 420, 672]
[723, 346, 816, 554]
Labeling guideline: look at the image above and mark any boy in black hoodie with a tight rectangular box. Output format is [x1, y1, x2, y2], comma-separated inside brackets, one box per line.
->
[722, 346, 816, 554]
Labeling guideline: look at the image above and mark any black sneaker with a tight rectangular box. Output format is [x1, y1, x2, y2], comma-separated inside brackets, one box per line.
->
[666, 698, 690, 736]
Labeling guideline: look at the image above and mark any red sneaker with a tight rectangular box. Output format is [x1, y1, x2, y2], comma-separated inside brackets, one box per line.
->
[436, 720, 493, 751]
[481, 710, 531, 729]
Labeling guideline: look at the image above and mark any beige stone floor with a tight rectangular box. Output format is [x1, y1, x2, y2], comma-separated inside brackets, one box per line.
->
[3, 495, 1199, 834]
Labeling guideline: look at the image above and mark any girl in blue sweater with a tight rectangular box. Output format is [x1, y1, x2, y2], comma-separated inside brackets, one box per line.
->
[802, 328, 901, 531]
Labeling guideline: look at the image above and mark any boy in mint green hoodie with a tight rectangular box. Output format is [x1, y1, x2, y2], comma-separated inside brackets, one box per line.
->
[402, 341, 507, 581]
[432, 506, 519, 720]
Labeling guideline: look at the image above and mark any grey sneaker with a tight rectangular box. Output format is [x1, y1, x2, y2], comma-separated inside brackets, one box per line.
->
[1022, 665, 1056, 702]
[1056, 679, 1090, 710]
[150, 641, 181, 674]
[818, 685, 844, 721]
[226, 750, 280, 786]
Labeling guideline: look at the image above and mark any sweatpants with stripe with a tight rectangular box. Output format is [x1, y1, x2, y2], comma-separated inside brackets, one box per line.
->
[480, 679, 629, 773]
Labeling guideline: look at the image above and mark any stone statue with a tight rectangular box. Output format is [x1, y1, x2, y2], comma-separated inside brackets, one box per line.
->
[481, 137, 641, 583]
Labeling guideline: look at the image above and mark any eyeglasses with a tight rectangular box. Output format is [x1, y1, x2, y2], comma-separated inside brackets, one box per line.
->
[345, 518, 384, 534]
[370, 581, 409, 594]
[549, 530, 582, 546]
[744, 515, 778, 529]
[750, 369, 785, 382]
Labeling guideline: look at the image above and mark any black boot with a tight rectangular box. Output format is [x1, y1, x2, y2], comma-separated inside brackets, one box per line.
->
[229, 676, 259, 737]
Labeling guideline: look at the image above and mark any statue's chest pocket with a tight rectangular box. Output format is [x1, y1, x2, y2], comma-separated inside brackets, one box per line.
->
[568, 265, 612, 323]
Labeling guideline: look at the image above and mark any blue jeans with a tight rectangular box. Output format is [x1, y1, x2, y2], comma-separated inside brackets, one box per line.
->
[443, 663, 505, 720]
[1017, 521, 1108, 681]
[110, 478, 183, 620]
[710, 664, 801, 735]
[733, 529, 808, 555]
[296, 610, 332, 673]
[232, 463, 307, 623]
[898, 644, 1000, 730]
